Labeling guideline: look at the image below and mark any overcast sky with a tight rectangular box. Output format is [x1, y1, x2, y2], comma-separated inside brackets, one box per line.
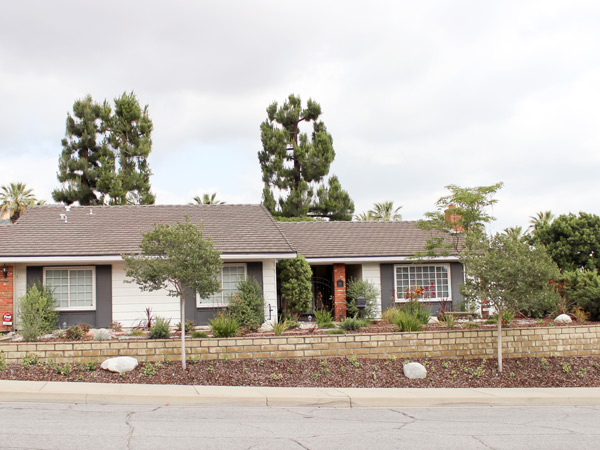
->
[1, 0, 599, 232]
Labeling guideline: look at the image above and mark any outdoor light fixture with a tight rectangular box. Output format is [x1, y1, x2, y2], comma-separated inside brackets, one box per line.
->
[2, 265, 7, 278]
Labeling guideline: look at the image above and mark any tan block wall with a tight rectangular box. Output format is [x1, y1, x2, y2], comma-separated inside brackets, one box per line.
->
[1, 325, 600, 365]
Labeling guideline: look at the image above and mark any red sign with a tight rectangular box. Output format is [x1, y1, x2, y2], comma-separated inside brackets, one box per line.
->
[3, 313, 12, 322]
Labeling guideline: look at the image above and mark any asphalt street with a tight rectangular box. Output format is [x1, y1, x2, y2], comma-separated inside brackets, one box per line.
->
[1, 402, 600, 450]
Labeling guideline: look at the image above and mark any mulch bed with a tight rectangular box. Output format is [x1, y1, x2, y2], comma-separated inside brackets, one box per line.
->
[3, 356, 600, 388]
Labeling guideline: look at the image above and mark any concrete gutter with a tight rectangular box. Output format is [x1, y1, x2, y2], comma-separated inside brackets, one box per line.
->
[1, 381, 600, 407]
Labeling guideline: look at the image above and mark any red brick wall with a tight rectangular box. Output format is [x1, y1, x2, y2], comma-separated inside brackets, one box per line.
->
[0, 265, 14, 332]
[333, 263, 347, 320]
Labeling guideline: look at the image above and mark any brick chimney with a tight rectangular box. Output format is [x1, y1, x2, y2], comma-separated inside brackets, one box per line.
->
[445, 205, 463, 232]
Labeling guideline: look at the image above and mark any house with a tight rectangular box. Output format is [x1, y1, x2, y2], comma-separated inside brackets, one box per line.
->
[0, 204, 464, 331]
[0, 204, 295, 330]
[278, 221, 464, 321]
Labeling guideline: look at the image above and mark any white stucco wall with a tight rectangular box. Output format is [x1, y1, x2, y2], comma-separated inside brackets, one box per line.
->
[262, 259, 278, 325]
[361, 262, 382, 318]
[112, 261, 181, 328]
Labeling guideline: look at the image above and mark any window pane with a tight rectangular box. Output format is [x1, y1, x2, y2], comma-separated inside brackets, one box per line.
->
[395, 265, 449, 301]
[46, 269, 69, 308]
[69, 270, 93, 307]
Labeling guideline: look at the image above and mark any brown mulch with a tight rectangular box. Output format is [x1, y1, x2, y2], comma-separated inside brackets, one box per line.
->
[2, 356, 600, 388]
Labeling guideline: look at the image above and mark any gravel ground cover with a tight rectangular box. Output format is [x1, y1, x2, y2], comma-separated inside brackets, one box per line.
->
[2, 355, 600, 388]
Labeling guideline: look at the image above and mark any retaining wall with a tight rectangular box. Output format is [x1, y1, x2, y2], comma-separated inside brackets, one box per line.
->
[1, 325, 599, 365]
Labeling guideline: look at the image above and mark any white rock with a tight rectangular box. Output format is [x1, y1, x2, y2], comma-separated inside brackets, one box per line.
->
[101, 356, 138, 373]
[555, 314, 572, 324]
[403, 362, 427, 379]
[93, 328, 112, 341]
[428, 316, 439, 324]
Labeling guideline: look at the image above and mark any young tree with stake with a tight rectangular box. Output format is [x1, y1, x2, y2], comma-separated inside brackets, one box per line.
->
[123, 218, 222, 368]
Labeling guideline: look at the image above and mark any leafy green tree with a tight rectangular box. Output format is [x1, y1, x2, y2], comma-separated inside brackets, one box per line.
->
[531, 212, 600, 272]
[100, 92, 155, 205]
[355, 201, 402, 221]
[191, 193, 225, 205]
[258, 94, 353, 220]
[563, 269, 600, 320]
[123, 218, 222, 368]
[277, 255, 313, 316]
[417, 182, 504, 257]
[462, 232, 560, 372]
[52, 96, 105, 205]
[0, 182, 40, 222]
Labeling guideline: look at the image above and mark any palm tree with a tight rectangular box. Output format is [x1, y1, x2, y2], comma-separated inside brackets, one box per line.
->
[354, 211, 375, 221]
[355, 201, 402, 222]
[369, 201, 402, 221]
[529, 211, 555, 231]
[190, 193, 225, 205]
[0, 182, 39, 222]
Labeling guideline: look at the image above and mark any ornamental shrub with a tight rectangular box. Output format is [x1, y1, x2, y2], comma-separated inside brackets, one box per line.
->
[400, 300, 430, 325]
[338, 316, 369, 331]
[314, 309, 334, 328]
[149, 317, 171, 339]
[65, 325, 84, 340]
[227, 277, 265, 331]
[346, 278, 379, 319]
[18, 284, 59, 341]
[393, 311, 423, 332]
[209, 314, 238, 338]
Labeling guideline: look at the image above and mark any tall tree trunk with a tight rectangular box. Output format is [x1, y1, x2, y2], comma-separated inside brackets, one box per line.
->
[497, 309, 503, 373]
[181, 293, 186, 369]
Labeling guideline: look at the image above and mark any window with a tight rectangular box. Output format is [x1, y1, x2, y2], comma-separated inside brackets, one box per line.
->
[198, 264, 247, 307]
[44, 267, 95, 310]
[394, 264, 450, 302]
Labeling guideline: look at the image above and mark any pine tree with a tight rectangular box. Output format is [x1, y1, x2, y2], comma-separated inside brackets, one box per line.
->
[53, 92, 155, 206]
[258, 94, 353, 220]
[52, 96, 104, 205]
[100, 92, 155, 205]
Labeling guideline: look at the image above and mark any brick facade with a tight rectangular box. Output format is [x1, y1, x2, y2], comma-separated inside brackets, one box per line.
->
[332, 263, 347, 320]
[1, 325, 600, 365]
[0, 265, 14, 332]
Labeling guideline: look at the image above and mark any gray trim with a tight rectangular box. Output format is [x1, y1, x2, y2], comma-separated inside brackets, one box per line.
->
[246, 262, 263, 291]
[380, 264, 394, 312]
[26, 265, 106, 328]
[56, 312, 96, 329]
[195, 307, 224, 325]
[95, 265, 112, 328]
[450, 262, 465, 306]
[26, 266, 43, 286]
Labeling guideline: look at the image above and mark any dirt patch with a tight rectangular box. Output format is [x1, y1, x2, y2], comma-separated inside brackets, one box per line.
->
[2, 356, 600, 388]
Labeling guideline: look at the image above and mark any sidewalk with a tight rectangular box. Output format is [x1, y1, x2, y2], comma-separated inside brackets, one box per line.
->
[1, 380, 600, 407]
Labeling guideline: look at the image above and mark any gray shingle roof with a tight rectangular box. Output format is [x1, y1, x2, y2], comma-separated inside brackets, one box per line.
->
[278, 221, 459, 259]
[0, 204, 295, 257]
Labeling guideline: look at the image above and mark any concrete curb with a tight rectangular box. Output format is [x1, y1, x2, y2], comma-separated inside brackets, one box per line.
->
[2, 381, 600, 407]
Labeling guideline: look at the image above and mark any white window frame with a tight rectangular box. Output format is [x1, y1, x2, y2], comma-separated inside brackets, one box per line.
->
[43, 266, 96, 311]
[197, 263, 247, 308]
[393, 263, 452, 303]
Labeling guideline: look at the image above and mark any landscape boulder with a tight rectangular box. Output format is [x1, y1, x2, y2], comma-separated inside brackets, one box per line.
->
[403, 362, 427, 379]
[554, 314, 572, 324]
[101, 356, 138, 373]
